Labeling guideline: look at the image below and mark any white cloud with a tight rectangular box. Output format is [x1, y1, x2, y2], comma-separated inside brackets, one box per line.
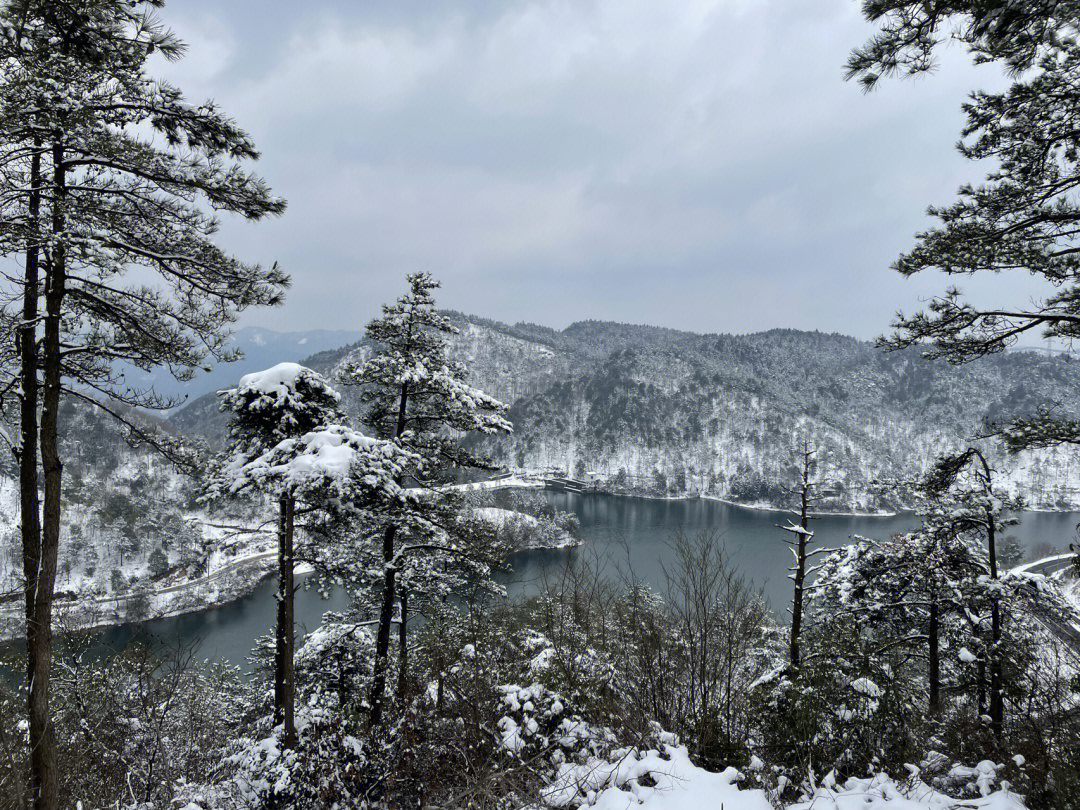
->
[242, 20, 458, 118]
[284, 163, 604, 269]
[154, 0, 1021, 337]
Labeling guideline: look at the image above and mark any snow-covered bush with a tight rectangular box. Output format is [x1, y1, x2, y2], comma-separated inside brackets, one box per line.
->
[748, 526, 1080, 807]
[0, 639, 249, 809]
[749, 622, 925, 799]
[508, 531, 774, 773]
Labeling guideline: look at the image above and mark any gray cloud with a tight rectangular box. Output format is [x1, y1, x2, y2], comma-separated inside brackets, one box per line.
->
[153, 0, 1029, 339]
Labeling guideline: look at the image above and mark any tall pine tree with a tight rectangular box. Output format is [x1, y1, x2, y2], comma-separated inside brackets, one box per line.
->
[209, 364, 345, 748]
[339, 273, 511, 727]
[0, 3, 285, 805]
[922, 447, 1020, 740]
[851, 0, 1080, 577]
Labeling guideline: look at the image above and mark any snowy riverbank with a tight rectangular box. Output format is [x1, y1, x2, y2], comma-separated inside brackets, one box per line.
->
[0, 543, 278, 642]
[470, 468, 906, 515]
[0, 499, 579, 642]
[699, 493, 901, 517]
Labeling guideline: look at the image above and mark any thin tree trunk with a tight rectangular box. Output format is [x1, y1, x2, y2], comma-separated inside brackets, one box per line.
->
[789, 449, 811, 668]
[977, 656, 987, 717]
[274, 493, 297, 747]
[20, 140, 47, 810]
[29, 142, 67, 810]
[928, 594, 940, 716]
[987, 512, 1003, 741]
[369, 379, 409, 728]
[790, 531, 806, 668]
[273, 500, 285, 721]
[397, 590, 408, 700]
[369, 524, 397, 728]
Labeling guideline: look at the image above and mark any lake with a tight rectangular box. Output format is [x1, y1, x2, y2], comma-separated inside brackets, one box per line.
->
[20, 493, 1080, 673]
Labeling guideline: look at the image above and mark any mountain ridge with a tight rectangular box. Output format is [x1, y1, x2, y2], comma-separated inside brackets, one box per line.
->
[116, 326, 367, 412]
[167, 314, 1080, 511]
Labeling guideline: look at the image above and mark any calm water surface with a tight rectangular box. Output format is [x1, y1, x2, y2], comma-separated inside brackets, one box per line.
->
[509, 493, 1079, 614]
[10, 493, 1079, 673]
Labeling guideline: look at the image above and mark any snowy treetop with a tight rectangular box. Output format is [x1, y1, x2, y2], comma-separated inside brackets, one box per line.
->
[225, 425, 417, 509]
[226, 362, 342, 412]
[218, 362, 346, 452]
[236, 362, 312, 398]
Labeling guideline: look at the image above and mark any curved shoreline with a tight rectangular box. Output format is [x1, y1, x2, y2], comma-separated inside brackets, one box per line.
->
[542, 486, 905, 517]
[0, 512, 581, 643]
[4, 487, 1076, 643]
[0, 551, 278, 643]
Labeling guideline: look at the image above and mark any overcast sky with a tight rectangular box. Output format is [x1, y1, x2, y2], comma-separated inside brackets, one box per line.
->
[153, 0, 1028, 340]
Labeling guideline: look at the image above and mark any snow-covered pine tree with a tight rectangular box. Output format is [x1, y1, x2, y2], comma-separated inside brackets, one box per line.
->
[209, 363, 346, 747]
[811, 510, 1080, 780]
[0, 3, 285, 805]
[338, 272, 512, 727]
[812, 519, 986, 719]
[851, 3, 1080, 579]
[921, 448, 1020, 740]
[391, 495, 511, 699]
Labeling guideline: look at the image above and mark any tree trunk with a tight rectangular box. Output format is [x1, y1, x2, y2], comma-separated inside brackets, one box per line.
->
[790, 532, 806, 668]
[274, 493, 297, 748]
[369, 524, 397, 728]
[369, 380, 409, 728]
[397, 590, 408, 700]
[27, 143, 67, 810]
[977, 656, 987, 717]
[19, 140, 49, 810]
[789, 455, 811, 669]
[928, 594, 940, 716]
[987, 512, 1003, 741]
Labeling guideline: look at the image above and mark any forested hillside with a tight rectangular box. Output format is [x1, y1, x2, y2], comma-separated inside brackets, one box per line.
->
[172, 316, 1080, 510]
[0, 402, 208, 610]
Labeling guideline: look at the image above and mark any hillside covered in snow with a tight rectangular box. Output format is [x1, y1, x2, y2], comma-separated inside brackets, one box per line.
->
[172, 316, 1080, 511]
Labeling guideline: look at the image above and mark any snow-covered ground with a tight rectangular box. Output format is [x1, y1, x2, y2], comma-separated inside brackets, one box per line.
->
[546, 743, 1026, 810]
[1011, 553, 1076, 576]
[1013, 554, 1080, 629]
[440, 473, 546, 493]
[0, 516, 277, 641]
[469, 506, 581, 550]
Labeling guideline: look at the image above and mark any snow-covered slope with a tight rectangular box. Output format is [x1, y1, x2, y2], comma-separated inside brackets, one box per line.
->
[171, 314, 1080, 511]
[480, 329, 1080, 510]
[0, 398, 277, 636]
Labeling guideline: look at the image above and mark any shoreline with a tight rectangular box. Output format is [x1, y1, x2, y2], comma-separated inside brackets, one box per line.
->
[0, 520, 581, 643]
[0, 551, 278, 643]
[696, 493, 901, 517]
[528, 480, 1080, 517]
[4, 485, 1076, 643]
[548, 487, 905, 517]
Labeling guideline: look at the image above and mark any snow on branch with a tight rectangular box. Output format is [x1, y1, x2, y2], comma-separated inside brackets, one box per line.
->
[228, 425, 418, 510]
[779, 521, 814, 538]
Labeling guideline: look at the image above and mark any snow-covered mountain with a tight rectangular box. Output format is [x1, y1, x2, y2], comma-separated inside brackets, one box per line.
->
[169, 314, 1080, 511]
[4, 312, 1080, 628]
[0, 401, 209, 606]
